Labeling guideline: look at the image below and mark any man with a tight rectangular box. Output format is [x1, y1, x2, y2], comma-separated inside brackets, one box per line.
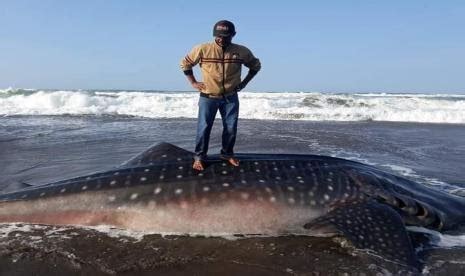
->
[181, 20, 261, 171]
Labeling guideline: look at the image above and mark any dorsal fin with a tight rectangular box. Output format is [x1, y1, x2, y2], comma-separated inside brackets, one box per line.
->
[121, 142, 193, 167]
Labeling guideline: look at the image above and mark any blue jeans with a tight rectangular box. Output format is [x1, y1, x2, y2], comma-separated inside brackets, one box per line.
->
[194, 93, 239, 161]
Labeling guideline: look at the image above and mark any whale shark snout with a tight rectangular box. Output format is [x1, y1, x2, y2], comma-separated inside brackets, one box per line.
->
[1, 142, 464, 270]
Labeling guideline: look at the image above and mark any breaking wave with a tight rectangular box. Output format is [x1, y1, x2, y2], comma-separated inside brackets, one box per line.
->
[1, 88, 464, 123]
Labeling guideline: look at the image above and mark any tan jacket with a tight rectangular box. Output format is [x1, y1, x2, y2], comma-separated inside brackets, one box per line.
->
[181, 41, 261, 94]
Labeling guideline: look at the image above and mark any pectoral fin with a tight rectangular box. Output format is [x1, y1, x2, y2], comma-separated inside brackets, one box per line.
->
[304, 200, 419, 269]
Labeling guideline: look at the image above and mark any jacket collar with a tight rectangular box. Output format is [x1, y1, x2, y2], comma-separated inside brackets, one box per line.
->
[212, 40, 234, 50]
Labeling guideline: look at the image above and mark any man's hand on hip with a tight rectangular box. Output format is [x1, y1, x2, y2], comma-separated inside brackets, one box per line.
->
[234, 82, 246, 92]
[191, 81, 206, 91]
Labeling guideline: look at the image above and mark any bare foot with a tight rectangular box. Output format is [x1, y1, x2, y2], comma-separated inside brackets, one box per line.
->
[192, 160, 205, 171]
[222, 157, 240, 167]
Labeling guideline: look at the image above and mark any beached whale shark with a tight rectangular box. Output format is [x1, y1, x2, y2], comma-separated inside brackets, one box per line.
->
[1, 142, 464, 269]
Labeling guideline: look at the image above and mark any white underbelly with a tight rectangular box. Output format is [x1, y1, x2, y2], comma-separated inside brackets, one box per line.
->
[118, 200, 322, 235]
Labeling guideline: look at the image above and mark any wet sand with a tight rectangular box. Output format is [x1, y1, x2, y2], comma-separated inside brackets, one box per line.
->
[0, 224, 423, 275]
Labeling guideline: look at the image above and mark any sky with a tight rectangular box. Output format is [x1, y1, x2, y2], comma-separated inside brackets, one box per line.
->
[1, 0, 464, 93]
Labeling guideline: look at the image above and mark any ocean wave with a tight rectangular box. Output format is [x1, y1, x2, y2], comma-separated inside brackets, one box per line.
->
[1, 88, 464, 123]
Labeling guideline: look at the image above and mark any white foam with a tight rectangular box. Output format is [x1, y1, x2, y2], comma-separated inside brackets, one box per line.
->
[382, 164, 417, 178]
[0, 223, 267, 242]
[1, 89, 465, 123]
[408, 226, 465, 248]
[381, 164, 461, 193]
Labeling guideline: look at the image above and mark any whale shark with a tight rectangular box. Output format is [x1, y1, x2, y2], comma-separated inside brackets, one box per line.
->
[1, 142, 464, 269]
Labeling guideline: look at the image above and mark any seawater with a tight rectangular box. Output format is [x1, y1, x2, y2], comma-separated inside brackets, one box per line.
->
[1, 88, 465, 123]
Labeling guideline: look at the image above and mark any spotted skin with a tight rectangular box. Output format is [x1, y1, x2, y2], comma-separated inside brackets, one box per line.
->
[1, 142, 464, 270]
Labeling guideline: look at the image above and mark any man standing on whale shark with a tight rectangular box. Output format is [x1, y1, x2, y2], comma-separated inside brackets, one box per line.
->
[181, 20, 261, 171]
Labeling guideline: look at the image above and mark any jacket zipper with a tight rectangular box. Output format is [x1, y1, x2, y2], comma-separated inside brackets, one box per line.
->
[221, 48, 226, 93]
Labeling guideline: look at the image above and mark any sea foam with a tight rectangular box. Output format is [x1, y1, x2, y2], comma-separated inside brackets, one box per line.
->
[1, 88, 464, 123]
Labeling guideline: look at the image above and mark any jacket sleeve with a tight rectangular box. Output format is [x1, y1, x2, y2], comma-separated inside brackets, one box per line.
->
[180, 45, 202, 73]
[243, 49, 261, 72]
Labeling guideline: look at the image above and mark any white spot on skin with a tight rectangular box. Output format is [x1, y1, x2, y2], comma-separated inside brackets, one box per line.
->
[175, 188, 183, 195]
[290, 165, 296, 169]
[159, 175, 165, 180]
[130, 193, 139, 200]
[269, 196, 276, 203]
[21, 194, 28, 198]
[275, 176, 281, 180]
[222, 171, 228, 175]
[177, 175, 183, 179]
[162, 154, 167, 158]
[287, 186, 295, 191]
[114, 172, 120, 176]
[265, 187, 272, 193]
[40, 192, 46, 197]
[255, 169, 261, 173]
[110, 180, 117, 186]
[60, 188, 66, 193]
[82, 186, 88, 190]
[198, 173, 204, 177]
[328, 185, 334, 191]
[259, 180, 265, 183]
[223, 183, 230, 187]
[178, 166, 183, 170]
[144, 169, 150, 172]
[140, 177, 147, 182]
[86, 177, 92, 181]
[241, 180, 247, 184]
[203, 186, 210, 192]
[154, 187, 162, 194]
[108, 196, 116, 202]
[324, 194, 330, 201]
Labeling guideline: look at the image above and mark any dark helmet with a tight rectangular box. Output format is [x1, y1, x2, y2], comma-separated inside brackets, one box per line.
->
[213, 20, 236, 37]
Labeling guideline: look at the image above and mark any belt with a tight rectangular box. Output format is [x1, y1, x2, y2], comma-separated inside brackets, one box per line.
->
[200, 91, 237, 99]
